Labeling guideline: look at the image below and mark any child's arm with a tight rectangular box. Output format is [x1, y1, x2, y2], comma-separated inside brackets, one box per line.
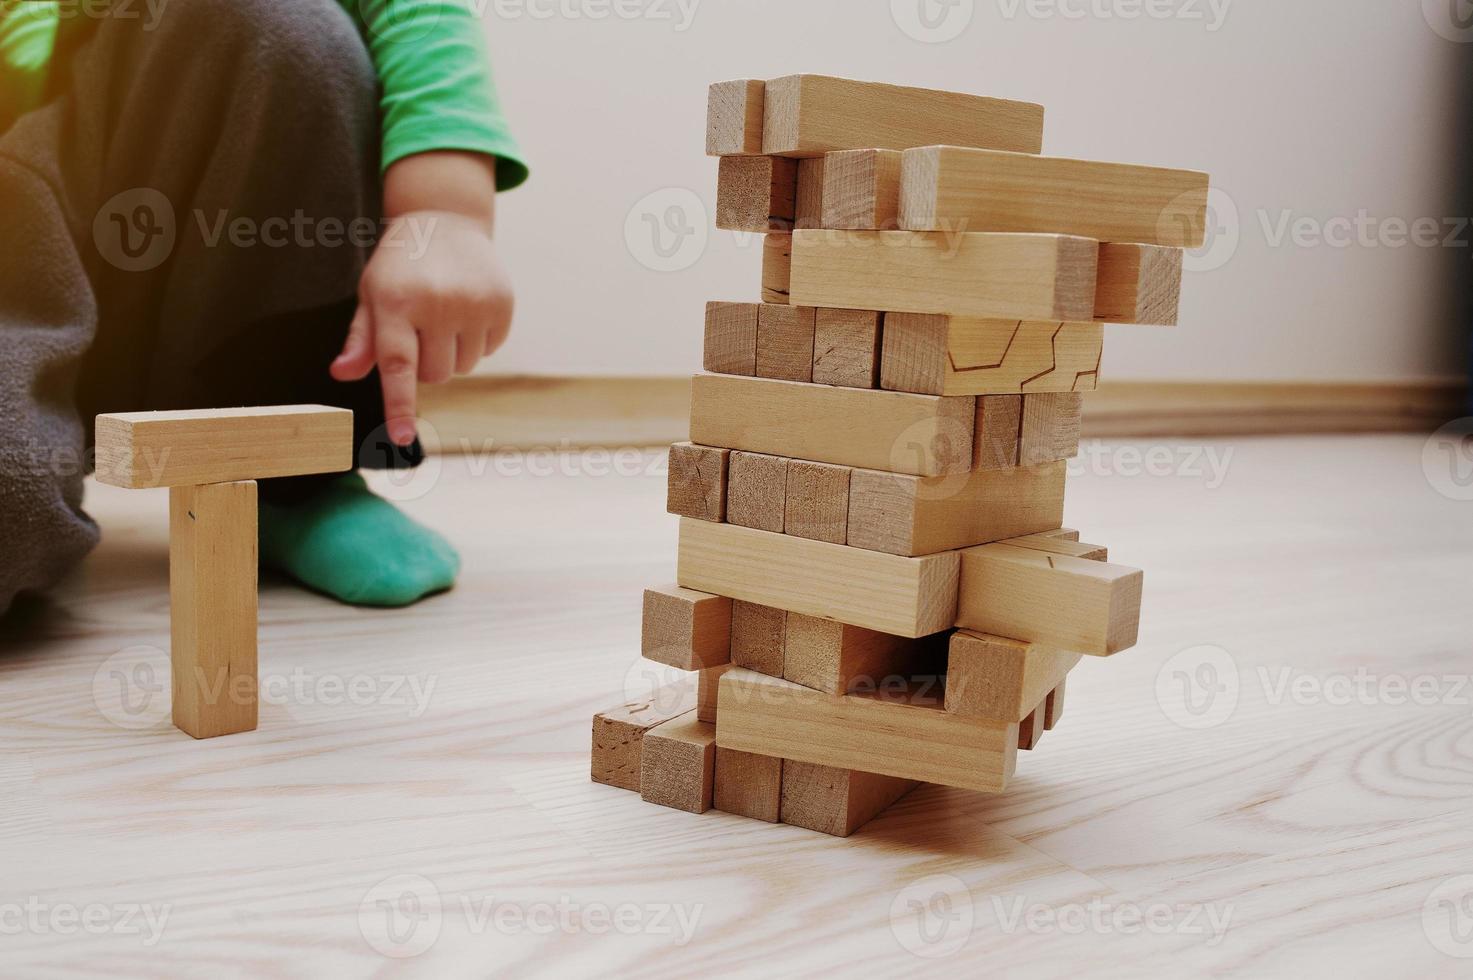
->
[329, 0, 528, 446]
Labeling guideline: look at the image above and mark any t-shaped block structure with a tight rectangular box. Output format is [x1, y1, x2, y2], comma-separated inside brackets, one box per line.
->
[95, 406, 354, 738]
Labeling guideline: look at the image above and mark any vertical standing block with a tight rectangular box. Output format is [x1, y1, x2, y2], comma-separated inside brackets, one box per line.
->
[726, 451, 790, 533]
[1044, 678, 1067, 730]
[779, 760, 917, 838]
[667, 442, 730, 522]
[642, 585, 733, 671]
[822, 148, 904, 230]
[783, 460, 851, 544]
[591, 686, 699, 792]
[730, 600, 786, 676]
[714, 747, 783, 822]
[640, 711, 717, 814]
[1018, 707, 1045, 751]
[812, 308, 883, 388]
[716, 155, 797, 232]
[169, 481, 259, 739]
[761, 234, 793, 304]
[706, 78, 765, 155]
[755, 304, 817, 382]
[1020, 393, 1084, 466]
[795, 157, 827, 229]
[704, 301, 760, 377]
[761, 75, 1044, 157]
[1095, 243, 1183, 326]
[975, 395, 1023, 471]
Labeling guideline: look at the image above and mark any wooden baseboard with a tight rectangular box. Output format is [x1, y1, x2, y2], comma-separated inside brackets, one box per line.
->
[419, 376, 1468, 452]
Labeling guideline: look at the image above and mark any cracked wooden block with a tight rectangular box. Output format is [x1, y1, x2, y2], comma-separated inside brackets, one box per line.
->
[667, 442, 729, 523]
[881, 315, 1102, 397]
[591, 686, 700, 792]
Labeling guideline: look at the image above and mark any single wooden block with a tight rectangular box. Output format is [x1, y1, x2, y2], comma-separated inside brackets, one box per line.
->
[718, 668, 1016, 793]
[1043, 677, 1067, 730]
[95, 406, 352, 489]
[1018, 707, 1044, 751]
[846, 461, 1065, 558]
[640, 711, 717, 814]
[762, 234, 792, 304]
[957, 544, 1143, 656]
[666, 442, 729, 522]
[812, 309, 883, 388]
[899, 146, 1210, 247]
[716, 155, 797, 233]
[1020, 392, 1084, 466]
[703, 301, 760, 377]
[783, 612, 947, 695]
[678, 519, 960, 638]
[730, 600, 786, 677]
[795, 157, 827, 229]
[1095, 243, 1182, 326]
[822, 149, 904, 230]
[783, 460, 851, 544]
[944, 631, 1081, 723]
[591, 686, 699, 792]
[689, 374, 975, 478]
[762, 75, 1043, 157]
[779, 760, 916, 838]
[714, 747, 782, 822]
[641, 585, 733, 671]
[881, 315, 1103, 397]
[169, 481, 258, 739]
[697, 664, 730, 724]
[755, 304, 817, 383]
[789, 230, 1099, 322]
[1003, 532, 1108, 562]
[706, 78, 765, 156]
[974, 394, 1024, 471]
[726, 451, 790, 533]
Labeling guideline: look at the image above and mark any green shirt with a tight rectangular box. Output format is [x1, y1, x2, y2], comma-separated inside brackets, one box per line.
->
[0, 0, 528, 191]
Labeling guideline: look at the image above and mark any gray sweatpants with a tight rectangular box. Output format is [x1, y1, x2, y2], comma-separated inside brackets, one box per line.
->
[0, 0, 418, 615]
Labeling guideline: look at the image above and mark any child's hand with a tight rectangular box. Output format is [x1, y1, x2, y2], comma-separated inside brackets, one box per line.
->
[331, 152, 511, 447]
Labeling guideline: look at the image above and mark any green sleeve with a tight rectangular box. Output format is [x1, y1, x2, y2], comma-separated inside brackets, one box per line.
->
[0, 2, 59, 131]
[345, 0, 529, 191]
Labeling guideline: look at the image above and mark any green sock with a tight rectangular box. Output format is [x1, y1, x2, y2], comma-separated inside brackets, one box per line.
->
[258, 472, 460, 608]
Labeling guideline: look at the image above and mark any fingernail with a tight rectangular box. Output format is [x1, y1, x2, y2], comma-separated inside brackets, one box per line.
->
[389, 420, 417, 446]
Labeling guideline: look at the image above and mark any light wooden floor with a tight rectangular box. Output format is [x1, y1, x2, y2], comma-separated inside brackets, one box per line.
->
[2, 434, 1470, 978]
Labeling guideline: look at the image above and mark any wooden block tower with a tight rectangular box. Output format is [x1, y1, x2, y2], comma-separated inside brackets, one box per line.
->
[95, 405, 354, 739]
[592, 75, 1210, 835]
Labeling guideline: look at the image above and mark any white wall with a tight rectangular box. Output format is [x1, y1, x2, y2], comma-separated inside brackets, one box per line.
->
[482, 0, 1468, 381]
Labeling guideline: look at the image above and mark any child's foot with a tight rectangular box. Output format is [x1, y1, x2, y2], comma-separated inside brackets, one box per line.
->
[259, 473, 459, 608]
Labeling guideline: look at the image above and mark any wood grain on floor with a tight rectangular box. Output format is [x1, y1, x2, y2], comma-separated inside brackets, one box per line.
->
[0, 434, 1469, 978]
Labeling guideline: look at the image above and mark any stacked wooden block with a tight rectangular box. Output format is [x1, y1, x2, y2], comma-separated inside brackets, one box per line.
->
[591, 75, 1210, 836]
